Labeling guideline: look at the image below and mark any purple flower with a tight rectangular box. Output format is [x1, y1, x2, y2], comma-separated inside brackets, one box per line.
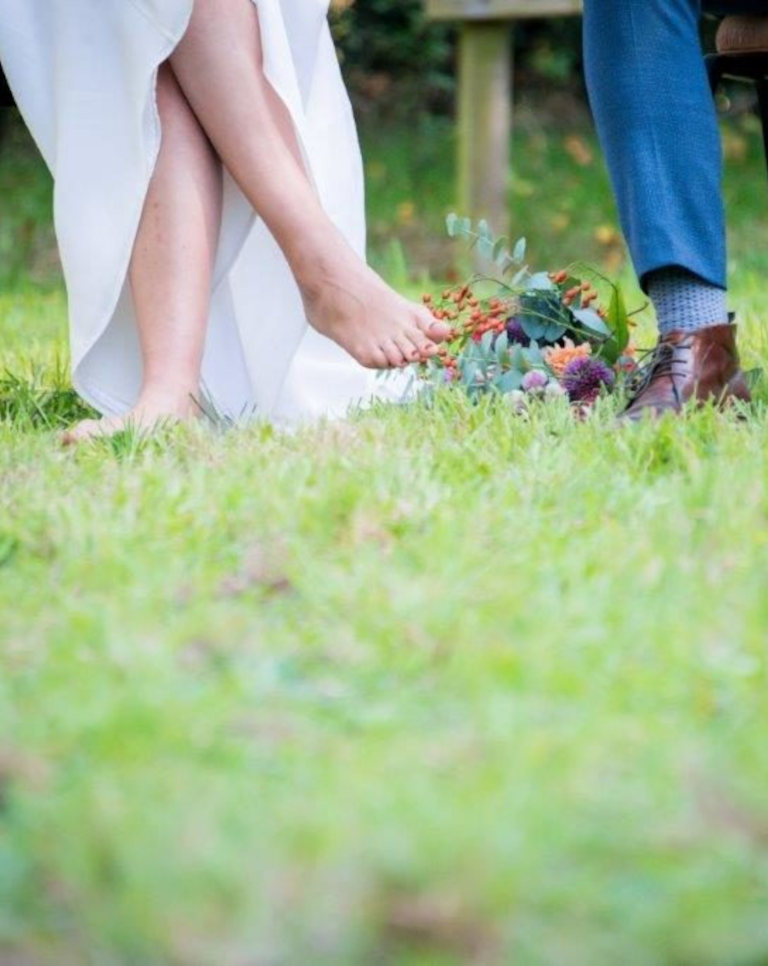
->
[561, 356, 615, 403]
[506, 317, 531, 347]
[522, 370, 549, 393]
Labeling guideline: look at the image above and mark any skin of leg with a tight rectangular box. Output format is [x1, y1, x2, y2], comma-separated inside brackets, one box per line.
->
[63, 64, 223, 443]
[583, 0, 727, 291]
[169, 0, 449, 369]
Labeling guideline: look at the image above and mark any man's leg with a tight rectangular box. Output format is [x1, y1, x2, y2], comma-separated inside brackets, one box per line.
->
[583, 0, 753, 419]
[584, 0, 728, 336]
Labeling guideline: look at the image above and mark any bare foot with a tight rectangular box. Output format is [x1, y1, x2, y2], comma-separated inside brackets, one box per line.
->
[298, 253, 451, 369]
[60, 394, 198, 446]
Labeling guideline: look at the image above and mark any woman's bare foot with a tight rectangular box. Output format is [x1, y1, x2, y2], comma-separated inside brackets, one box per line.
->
[298, 250, 451, 369]
[60, 393, 198, 445]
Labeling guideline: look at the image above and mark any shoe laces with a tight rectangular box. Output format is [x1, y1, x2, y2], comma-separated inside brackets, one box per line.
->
[629, 339, 690, 403]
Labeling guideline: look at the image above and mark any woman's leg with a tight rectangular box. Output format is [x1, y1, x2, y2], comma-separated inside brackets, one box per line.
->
[63, 64, 222, 443]
[169, 0, 449, 369]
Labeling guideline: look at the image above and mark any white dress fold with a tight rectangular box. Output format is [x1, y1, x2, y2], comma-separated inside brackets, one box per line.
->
[0, 0, 403, 423]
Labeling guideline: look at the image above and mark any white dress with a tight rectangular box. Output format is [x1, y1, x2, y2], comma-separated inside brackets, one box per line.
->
[0, 0, 402, 423]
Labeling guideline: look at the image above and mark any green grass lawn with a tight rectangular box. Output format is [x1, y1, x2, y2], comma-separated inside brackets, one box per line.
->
[2, 107, 768, 963]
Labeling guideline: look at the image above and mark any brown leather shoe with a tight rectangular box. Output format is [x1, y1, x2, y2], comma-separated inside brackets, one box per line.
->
[620, 323, 751, 423]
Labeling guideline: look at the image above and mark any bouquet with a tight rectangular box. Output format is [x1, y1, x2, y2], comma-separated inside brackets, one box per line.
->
[413, 216, 640, 412]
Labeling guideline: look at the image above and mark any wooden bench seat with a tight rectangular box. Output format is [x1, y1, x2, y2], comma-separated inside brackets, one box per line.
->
[717, 15, 768, 55]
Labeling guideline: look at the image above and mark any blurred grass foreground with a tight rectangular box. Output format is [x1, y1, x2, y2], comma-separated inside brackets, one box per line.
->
[2, 6, 768, 963]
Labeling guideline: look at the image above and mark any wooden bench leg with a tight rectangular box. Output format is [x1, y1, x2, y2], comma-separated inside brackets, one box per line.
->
[458, 21, 512, 237]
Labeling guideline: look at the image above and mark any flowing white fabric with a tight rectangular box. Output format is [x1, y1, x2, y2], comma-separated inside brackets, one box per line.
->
[0, 0, 404, 423]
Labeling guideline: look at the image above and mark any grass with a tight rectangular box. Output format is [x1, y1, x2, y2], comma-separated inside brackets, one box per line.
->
[1, 105, 768, 963]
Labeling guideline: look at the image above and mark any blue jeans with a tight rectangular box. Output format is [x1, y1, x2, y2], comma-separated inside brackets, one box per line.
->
[584, 0, 768, 289]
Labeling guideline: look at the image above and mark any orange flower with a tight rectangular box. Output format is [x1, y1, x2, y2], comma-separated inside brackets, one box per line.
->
[544, 339, 592, 378]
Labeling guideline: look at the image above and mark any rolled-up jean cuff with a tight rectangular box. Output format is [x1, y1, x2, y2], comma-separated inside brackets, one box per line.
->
[637, 255, 727, 294]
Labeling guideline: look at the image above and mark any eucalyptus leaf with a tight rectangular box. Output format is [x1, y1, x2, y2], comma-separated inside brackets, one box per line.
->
[477, 236, 494, 258]
[526, 272, 556, 292]
[496, 370, 525, 393]
[480, 331, 496, 356]
[574, 308, 611, 337]
[493, 237, 509, 263]
[461, 361, 479, 387]
[521, 318, 567, 344]
[526, 341, 544, 367]
[508, 266, 529, 286]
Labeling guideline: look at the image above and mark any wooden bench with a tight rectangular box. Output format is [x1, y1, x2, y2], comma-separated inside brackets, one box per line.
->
[426, 0, 582, 235]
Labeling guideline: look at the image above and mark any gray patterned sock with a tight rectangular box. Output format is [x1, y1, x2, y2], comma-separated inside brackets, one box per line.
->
[646, 267, 729, 337]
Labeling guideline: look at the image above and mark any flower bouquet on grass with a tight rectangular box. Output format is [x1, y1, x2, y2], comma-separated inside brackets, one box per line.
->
[412, 215, 640, 413]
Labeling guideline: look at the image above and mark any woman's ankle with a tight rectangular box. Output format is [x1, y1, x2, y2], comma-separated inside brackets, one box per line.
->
[288, 223, 363, 291]
[134, 386, 200, 417]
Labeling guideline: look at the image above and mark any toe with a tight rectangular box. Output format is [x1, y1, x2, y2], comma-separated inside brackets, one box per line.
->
[61, 419, 98, 445]
[381, 339, 408, 368]
[394, 333, 421, 364]
[358, 345, 391, 370]
[415, 306, 451, 343]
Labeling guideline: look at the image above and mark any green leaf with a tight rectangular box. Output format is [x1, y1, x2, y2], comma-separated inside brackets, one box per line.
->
[477, 219, 492, 240]
[494, 331, 509, 360]
[520, 318, 567, 344]
[607, 285, 630, 349]
[512, 237, 527, 263]
[476, 222, 494, 257]
[745, 368, 764, 391]
[526, 272, 555, 292]
[480, 331, 496, 356]
[507, 266, 529, 286]
[496, 370, 525, 393]
[526, 341, 544, 367]
[446, 212, 460, 238]
[594, 284, 631, 365]
[573, 308, 611, 337]
[493, 237, 509, 264]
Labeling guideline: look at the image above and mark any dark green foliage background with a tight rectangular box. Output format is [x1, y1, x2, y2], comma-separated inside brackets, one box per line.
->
[331, 0, 584, 112]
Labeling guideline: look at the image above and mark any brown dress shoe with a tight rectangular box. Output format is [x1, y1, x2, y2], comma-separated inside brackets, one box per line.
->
[621, 323, 751, 422]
